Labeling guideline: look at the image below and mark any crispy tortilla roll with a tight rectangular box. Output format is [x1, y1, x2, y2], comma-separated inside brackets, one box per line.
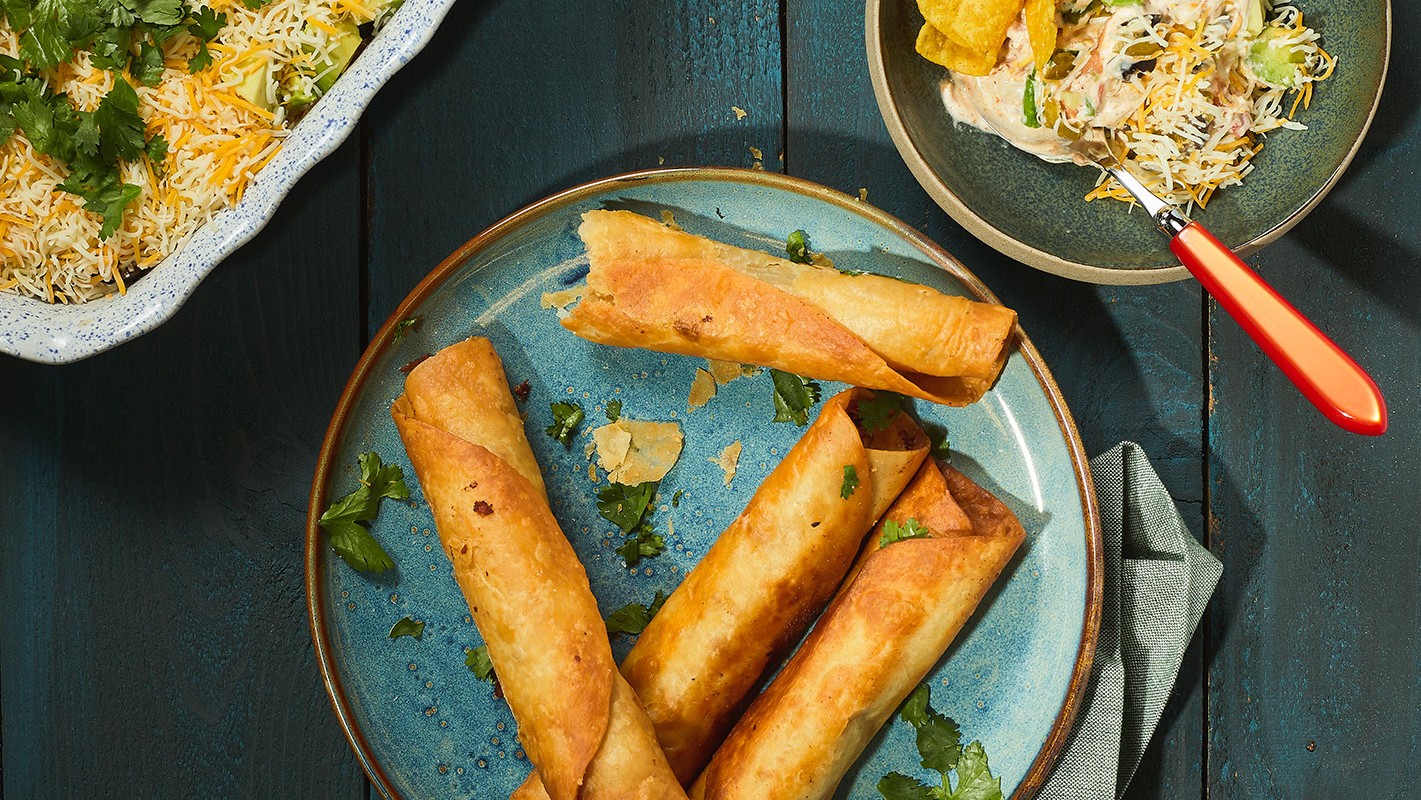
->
[391, 339, 683, 800]
[511, 677, 688, 800]
[564, 210, 1016, 406]
[691, 461, 1025, 800]
[625, 389, 929, 782]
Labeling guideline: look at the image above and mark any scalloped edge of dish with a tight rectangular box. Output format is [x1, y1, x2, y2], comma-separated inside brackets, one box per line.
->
[0, 0, 459, 364]
[303, 166, 1104, 800]
[865, 0, 1392, 286]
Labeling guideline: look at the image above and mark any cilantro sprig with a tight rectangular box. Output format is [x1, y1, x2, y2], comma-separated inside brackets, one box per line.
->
[925, 424, 951, 460]
[616, 527, 665, 568]
[770, 369, 821, 426]
[785, 229, 812, 264]
[546, 401, 584, 446]
[466, 645, 496, 683]
[854, 391, 908, 436]
[318, 451, 407, 573]
[880, 518, 932, 549]
[841, 464, 860, 499]
[596, 480, 658, 534]
[878, 685, 1003, 800]
[605, 591, 668, 636]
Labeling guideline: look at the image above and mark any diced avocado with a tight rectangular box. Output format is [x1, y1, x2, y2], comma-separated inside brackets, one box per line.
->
[234, 56, 273, 110]
[313, 21, 363, 94]
[1101, 0, 1141, 7]
[1245, 0, 1266, 37]
[1249, 26, 1307, 88]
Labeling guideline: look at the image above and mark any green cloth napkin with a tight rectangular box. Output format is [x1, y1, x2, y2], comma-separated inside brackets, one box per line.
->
[1040, 442, 1222, 800]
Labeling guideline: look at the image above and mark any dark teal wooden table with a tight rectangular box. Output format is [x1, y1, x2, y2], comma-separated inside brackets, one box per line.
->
[2, 2, 1417, 798]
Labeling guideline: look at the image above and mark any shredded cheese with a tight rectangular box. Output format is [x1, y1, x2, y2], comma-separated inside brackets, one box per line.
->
[0, 1, 385, 303]
[1080, 1, 1332, 211]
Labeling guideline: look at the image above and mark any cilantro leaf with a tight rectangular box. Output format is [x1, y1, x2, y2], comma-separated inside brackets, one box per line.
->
[841, 464, 860, 499]
[880, 518, 932, 549]
[545, 401, 584, 446]
[596, 481, 657, 534]
[131, 39, 166, 86]
[671, 490, 682, 507]
[88, 26, 132, 72]
[903, 682, 961, 774]
[785, 229, 812, 264]
[129, 0, 185, 26]
[605, 590, 667, 635]
[604, 399, 621, 422]
[21, 0, 102, 70]
[186, 5, 225, 40]
[616, 527, 665, 568]
[144, 132, 167, 168]
[854, 391, 908, 435]
[925, 424, 951, 460]
[466, 645, 496, 682]
[72, 112, 100, 155]
[392, 317, 419, 342]
[945, 742, 1002, 800]
[317, 451, 408, 573]
[770, 369, 821, 426]
[323, 519, 395, 573]
[187, 42, 212, 73]
[388, 617, 424, 640]
[877, 773, 933, 800]
[95, 79, 146, 163]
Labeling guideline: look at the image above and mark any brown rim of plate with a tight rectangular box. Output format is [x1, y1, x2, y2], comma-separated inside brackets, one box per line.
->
[865, 0, 1392, 286]
[305, 166, 1105, 800]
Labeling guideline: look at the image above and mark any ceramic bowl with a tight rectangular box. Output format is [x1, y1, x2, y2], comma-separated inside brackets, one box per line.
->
[866, 0, 1391, 284]
[0, 0, 458, 364]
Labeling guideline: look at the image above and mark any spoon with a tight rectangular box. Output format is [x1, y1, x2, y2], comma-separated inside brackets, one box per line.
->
[1071, 129, 1387, 436]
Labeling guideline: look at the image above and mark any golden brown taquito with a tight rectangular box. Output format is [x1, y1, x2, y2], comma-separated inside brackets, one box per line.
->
[691, 461, 1025, 800]
[391, 338, 684, 800]
[513, 388, 927, 798]
[564, 210, 1017, 405]
[629, 389, 927, 781]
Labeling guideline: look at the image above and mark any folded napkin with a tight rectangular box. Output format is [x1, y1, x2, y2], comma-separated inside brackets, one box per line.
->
[1040, 442, 1222, 800]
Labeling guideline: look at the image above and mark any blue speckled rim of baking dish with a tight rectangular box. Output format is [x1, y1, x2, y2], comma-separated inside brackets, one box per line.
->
[305, 167, 1104, 800]
[0, 0, 459, 365]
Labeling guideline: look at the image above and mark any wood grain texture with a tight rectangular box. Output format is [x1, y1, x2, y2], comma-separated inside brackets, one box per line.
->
[1206, 8, 1421, 795]
[0, 142, 366, 798]
[782, 2, 1206, 796]
[363, 0, 785, 331]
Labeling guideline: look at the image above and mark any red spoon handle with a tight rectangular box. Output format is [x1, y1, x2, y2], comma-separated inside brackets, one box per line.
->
[1169, 222, 1387, 435]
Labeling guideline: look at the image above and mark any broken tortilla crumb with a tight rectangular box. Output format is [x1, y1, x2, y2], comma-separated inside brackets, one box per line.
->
[592, 419, 684, 484]
[540, 286, 584, 312]
[708, 441, 743, 487]
[688, 368, 717, 410]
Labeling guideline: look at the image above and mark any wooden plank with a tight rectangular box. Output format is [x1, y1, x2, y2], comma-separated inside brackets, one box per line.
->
[0, 141, 366, 798]
[1205, 27, 1421, 794]
[782, 2, 1207, 797]
[363, 0, 785, 330]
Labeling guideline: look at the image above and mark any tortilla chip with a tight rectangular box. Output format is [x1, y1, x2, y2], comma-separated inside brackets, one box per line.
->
[915, 23, 999, 77]
[916, 0, 961, 34]
[939, 0, 1021, 56]
[1024, 0, 1057, 72]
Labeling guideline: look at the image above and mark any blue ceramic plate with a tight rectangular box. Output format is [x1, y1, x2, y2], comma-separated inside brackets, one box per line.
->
[306, 168, 1102, 799]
